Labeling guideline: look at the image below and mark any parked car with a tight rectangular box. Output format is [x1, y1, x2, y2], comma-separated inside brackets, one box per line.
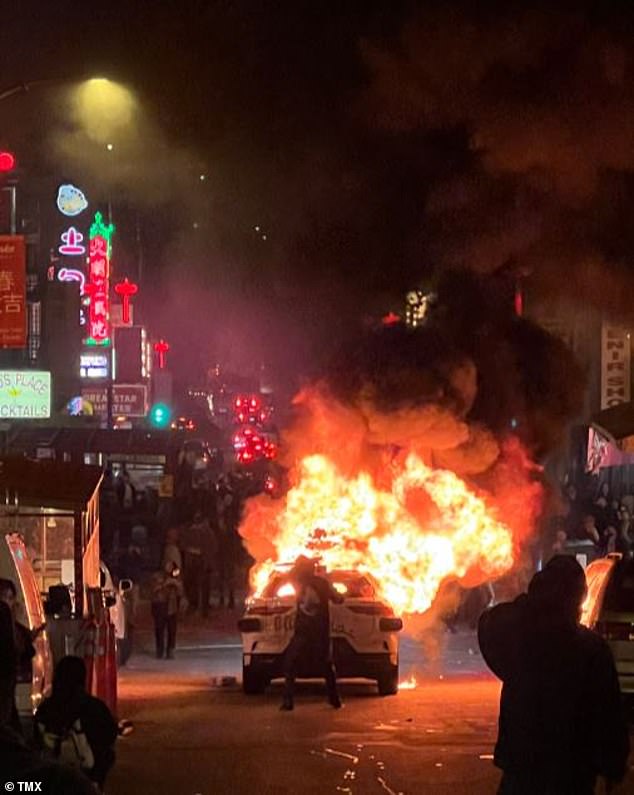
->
[581, 553, 634, 694]
[99, 561, 133, 665]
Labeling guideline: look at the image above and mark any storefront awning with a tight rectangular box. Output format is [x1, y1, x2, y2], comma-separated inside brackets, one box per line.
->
[0, 456, 102, 511]
[591, 401, 634, 442]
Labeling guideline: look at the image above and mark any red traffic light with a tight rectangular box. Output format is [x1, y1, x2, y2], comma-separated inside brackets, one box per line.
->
[0, 152, 16, 172]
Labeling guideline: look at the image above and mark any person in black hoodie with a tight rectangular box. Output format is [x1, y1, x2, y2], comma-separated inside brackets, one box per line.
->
[36, 656, 118, 791]
[0, 725, 96, 794]
[0, 600, 16, 728]
[478, 555, 629, 795]
[0, 578, 39, 734]
[280, 556, 344, 712]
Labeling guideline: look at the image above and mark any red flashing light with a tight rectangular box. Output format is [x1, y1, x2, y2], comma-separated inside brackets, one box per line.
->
[0, 152, 16, 172]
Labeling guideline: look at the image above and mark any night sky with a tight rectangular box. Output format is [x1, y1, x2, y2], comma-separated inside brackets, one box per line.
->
[3, 1, 634, 387]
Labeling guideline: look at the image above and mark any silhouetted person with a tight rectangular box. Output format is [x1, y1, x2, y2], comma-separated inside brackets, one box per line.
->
[478, 555, 629, 794]
[280, 556, 344, 711]
[0, 600, 15, 728]
[217, 482, 239, 609]
[182, 512, 209, 614]
[0, 578, 39, 734]
[151, 561, 184, 659]
[0, 725, 96, 794]
[36, 656, 118, 791]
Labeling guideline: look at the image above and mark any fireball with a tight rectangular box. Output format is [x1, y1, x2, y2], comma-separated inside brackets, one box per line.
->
[246, 452, 514, 616]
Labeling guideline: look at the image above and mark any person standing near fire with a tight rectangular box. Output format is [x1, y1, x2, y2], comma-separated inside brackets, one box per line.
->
[150, 561, 184, 659]
[280, 556, 344, 712]
[0, 579, 40, 733]
[478, 555, 629, 794]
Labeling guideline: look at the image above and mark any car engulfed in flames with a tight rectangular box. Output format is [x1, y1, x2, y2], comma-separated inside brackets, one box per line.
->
[238, 566, 404, 695]
[244, 452, 516, 618]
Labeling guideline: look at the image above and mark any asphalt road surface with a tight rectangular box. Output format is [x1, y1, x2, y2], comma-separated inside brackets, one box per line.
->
[108, 626, 634, 795]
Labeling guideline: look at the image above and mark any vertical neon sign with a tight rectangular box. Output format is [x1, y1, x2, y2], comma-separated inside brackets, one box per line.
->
[85, 211, 114, 346]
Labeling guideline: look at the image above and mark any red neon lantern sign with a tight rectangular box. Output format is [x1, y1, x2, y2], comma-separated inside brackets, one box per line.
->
[114, 277, 138, 325]
[154, 339, 169, 369]
[85, 212, 114, 346]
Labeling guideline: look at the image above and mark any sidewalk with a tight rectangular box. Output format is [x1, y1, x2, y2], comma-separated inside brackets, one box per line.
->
[128, 598, 243, 656]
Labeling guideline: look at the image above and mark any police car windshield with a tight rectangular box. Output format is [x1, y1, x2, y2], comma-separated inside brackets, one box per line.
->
[263, 571, 375, 599]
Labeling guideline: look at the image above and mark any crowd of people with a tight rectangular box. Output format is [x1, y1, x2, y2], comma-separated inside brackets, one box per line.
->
[550, 481, 634, 560]
[106, 471, 247, 661]
[0, 578, 118, 792]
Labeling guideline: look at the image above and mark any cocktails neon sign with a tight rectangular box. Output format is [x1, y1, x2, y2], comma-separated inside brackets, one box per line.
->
[85, 212, 114, 346]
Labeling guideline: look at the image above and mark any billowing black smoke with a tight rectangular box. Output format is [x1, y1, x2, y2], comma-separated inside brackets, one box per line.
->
[326, 269, 584, 461]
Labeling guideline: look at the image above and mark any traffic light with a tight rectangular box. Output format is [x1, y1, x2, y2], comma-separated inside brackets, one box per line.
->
[148, 402, 171, 428]
[0, 152, 16, 172]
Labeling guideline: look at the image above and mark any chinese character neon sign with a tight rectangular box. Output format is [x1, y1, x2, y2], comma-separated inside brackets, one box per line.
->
[56, 184, 88, 217]
[57, 267, 86, 294]
[85, 212, 114, 346]
[58, 227, 86, 256]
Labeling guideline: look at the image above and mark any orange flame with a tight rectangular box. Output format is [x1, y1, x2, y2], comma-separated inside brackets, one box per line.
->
[398, 675, 417, 690]
[248, 452, 514, 615]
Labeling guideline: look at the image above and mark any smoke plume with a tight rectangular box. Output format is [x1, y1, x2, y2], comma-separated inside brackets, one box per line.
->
[239, 273, 573, 629]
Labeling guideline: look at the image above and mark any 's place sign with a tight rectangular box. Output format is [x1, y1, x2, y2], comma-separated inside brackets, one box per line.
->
[0, 370, 51, 418]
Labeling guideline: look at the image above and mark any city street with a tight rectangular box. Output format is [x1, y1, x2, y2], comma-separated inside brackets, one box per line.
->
[106, 626, 629, 795]
[6, 5, 634, 794]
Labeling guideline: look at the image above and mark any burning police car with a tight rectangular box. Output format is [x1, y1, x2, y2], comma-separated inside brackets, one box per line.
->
[238, 566, 403, 695]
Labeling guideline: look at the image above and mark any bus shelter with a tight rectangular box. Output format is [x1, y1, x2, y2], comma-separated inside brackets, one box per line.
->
[0, 456, 102, 613]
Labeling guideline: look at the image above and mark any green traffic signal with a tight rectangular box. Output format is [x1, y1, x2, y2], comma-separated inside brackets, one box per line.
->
[149, 402, 171, 428]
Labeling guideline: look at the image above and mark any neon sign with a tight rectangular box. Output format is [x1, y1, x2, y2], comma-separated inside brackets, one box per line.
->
[56, 184, 88, 217]
[85, 211, 114, 346]
[114, 278, 138, 325]
[154, 339, 169, 369]
[58, 227, 86, 256]
[57, 267, 86, 294]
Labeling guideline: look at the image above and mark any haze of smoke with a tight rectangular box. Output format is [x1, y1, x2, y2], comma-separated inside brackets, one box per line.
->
[47, 85, 204, 217]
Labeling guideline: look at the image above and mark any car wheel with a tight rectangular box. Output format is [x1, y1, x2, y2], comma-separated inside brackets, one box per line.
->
[242, 665, 266, 695]
[377, 663, 399, 696]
